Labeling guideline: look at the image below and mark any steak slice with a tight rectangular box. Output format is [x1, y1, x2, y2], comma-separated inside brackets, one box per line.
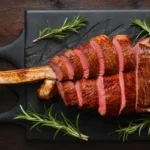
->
[57, 81, 79, 106]
[113, 35, 136, 72]
[75, 79, 98, 108]
[62, 50, 83, 80]
[113, 35, 136, 114]
[135, 38, 150, 113]
[90, 34, 119, 76]
[75, 43, 99, 78]
[49, 56, 69, 81]
[74, 49, 89, 79]
[60, 55, 74, 80]
[119, 72, 136, 114]
[97, 74, 121, 116]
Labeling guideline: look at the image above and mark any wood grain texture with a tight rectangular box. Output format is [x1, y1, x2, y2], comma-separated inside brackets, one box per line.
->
[1, 0, 150, 149]
[0, 0, 150, 46]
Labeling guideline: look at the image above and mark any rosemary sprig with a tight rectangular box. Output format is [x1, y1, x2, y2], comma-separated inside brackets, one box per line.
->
[131, 15, 150, 39]
[13, 105, 88, 141]
[33, 15, 88, 43]
[115, 116, 150, 142]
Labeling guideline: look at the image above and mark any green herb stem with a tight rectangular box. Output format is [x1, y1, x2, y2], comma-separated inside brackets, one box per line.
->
[14, 105, 88, 141]
[33, 15, 88, 43]
[131, 15, 150, 39]
[115, 116, 150, 142]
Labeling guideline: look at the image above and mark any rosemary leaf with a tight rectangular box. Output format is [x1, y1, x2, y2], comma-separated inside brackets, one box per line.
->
[115, 116, 150, 141]
[13, 105, 88, 141]
[33, 15, 88, 43]
[131, 15, 150, 39]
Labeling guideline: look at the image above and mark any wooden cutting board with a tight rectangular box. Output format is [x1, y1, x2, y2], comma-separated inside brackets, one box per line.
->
[1, 10, 150, 141]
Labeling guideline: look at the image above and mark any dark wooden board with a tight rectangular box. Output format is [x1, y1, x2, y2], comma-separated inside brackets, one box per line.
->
[24, 10, 150, 141]
[2, 0, 150, 46]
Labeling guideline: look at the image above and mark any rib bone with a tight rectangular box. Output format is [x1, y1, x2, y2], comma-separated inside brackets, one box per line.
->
[37, 79, 58, 100]
[0, 66, 56, 84]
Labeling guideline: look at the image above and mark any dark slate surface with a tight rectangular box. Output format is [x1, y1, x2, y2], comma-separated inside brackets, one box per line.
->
[0, 31, 26, 123]
[25, 10, 150, 141]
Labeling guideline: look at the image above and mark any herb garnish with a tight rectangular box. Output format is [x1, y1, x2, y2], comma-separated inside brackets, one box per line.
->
[115, 116, 150, 142]
[131, 15, 150, 39]
[14, 104, 88, 141]
[33, 15, 88, 43]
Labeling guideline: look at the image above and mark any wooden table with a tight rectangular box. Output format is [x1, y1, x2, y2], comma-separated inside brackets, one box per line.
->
[0, 0, 150, 149]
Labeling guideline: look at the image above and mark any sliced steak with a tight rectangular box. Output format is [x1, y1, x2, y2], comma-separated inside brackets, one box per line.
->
[113, 35, 136, 114]
[135, 38, 150, 113]
[113, 35, 136, 72]
[74, 49, 89, 79]
[75, 43, 99, 78]
[119, 72, 136, 114]
[90, 34, 119, 76]
[97, 76, 105, 115]
[60, 55, 74, 80]
[75, 79, 98, 108]
[62, 50, 83, 80]
[57, 81, 79, 106]
[49, 56, 69, 81]
[97, 74, 121, 116]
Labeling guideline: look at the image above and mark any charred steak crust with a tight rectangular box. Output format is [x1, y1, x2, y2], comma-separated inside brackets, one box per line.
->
[76, 43, 99, 78]
[121, 72, 136, 114]
[63, 50, 83, 80]
[57, 81, 79, 106]
[91, 35, 119, 76]
[79, 79, 98, 108]
[104, 74, 121, 116]
[136, 39, 150, 113]
[49, 56, 69, 81]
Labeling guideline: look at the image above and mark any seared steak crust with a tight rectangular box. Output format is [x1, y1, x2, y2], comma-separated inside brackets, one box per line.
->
[49, 56, 69, 81]
[57, 81, 79, 106]
[76, 43, 99, 78]
[91, 35, 119, 76]
[121, 72, 136, 114]
[136, 39, 150, 113]
[104, 75, 121, 116]
[63, 50, 83, 79]
[114, 35, 136, 72]
[79, 79, 98, 108]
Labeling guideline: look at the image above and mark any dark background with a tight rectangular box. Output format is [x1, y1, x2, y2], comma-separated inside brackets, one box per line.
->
[1, 0, 150, 149]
